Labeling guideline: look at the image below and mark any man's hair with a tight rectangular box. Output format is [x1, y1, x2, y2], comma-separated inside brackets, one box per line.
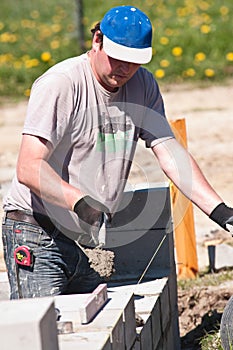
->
[91, 22, 103, 48]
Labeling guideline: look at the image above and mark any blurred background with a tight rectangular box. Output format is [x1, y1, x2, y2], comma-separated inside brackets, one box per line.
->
[0, 0, 232, 100]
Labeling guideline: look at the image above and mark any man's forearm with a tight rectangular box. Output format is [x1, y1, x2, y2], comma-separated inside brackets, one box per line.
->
[17, 158, 83, 210]
[152, 138, 223, 215]
[184, 154, 223, 214]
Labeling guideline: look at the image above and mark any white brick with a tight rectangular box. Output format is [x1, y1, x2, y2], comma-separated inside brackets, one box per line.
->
[0, 298, 58, 350]
[59, 331, 111, 350]
[75, 309, 125, 350]
[108, 278, 168, 296]
[135, 295, 159, 314]
[54, 294, 89, 328]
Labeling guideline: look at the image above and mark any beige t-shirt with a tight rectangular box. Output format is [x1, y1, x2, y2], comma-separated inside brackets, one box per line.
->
[3, 53, 174, 240]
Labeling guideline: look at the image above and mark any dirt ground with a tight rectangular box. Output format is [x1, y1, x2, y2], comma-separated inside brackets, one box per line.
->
[0, 80, 233, 348]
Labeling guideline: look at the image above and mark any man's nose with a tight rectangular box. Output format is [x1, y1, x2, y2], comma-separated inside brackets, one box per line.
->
[120, 61, 131, 74]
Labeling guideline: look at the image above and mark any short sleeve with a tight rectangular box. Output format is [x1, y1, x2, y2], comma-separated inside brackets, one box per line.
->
[23, 73, 75, 148]
[139, 71, 174, 147]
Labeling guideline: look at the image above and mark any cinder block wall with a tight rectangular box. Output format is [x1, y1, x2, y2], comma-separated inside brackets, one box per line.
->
[106, 184, 180, 349]
[0, 184, 180, 349]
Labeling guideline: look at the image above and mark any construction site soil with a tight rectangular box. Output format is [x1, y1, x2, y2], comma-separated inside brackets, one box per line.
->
[0, 81, 232, 349]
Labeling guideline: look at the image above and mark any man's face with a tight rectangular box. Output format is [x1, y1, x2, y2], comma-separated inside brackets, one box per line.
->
[90, 32, 140, 92]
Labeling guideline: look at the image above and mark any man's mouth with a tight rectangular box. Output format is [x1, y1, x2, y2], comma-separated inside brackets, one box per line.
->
[112, 74, 127, 80]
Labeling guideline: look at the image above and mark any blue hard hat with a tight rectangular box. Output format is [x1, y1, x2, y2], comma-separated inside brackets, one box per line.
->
[100, 6, 152, 64]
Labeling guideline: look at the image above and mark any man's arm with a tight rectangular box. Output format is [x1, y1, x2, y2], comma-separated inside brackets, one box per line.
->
[17, 134, 83, 210]
[152, 137, 223, 215]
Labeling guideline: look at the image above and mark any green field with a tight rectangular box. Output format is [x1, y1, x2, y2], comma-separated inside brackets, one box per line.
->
[0, 0, 233, 98]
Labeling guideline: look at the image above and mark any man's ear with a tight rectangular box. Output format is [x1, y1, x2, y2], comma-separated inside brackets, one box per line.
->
[92, 31, 102, 51]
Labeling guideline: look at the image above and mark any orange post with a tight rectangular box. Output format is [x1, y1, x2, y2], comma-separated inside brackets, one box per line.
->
[169, 118, 198, 279]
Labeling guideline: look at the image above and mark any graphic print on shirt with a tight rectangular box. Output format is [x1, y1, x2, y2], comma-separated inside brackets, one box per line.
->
[96, 111, 134, 154]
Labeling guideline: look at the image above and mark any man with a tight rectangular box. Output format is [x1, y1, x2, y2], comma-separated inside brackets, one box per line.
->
[2, 6, 233, 299]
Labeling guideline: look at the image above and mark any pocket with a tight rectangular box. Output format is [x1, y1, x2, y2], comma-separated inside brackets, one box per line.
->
[12, 222, 59, 249]
[39, 227, 60, 248]
[13, 222, 42, 249]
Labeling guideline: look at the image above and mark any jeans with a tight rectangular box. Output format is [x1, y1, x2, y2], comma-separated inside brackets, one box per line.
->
[2, 216, 103, 299]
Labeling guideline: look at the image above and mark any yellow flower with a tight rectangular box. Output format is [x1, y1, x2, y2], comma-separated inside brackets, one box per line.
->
[145, 0, 154, 6]
[177, 7, 188, 17]
[160, 36, 169, 45]
[50, 40, 60, 49]
[220, 6, 229, 16]
[21, 54, 30, 62]
[30, 10, 40, 19]
[21, 19, 36, 29]
[226, 52, 233, 61]
[198, 1, 210, 11]
[172, 46, 183, 57]
[0, 32, 17, 43]
[204, 68, 215, 77]
[155, 69, 165, 79]
[51, 24, 61, 33]
[195, 52, 206, 62]
[183, 68, 196, 77]
[201, 13, 211, 24]
[13, 61, 22, 69]
[41, 51, 51, 62]
[24, 89, 31, 97]
[160, 59, 170, 68]
[0, 53, 13, 63]
[82, 17, 89, 26]
[200, 24, 211, 34]
[165, 28, 174, 36]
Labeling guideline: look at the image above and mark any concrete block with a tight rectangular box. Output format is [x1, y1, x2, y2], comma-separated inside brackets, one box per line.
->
[107, 289, 136, 349]
[134, 295, 159, 314]
[75, 309, 125, 350]
[167, 272, 178, 314]
[59, 331, 111, 350]
[162, 323, 177, 350]
[159, 282, 170, 333]
[131, 339, 141, 350]
[0, 272, 10, 301]
[107, 229, 171, 282]
[137, 316, 153, 350]
[104, 186, 173, 283]
[134, 278, 168, 296]
[108, 278, 168, 296]
[134, 294, 163, 350]
[215, 243, 233, 269]
[0, 298, 58, 350]
[54, 294, 90, 328]
[151, 298, 162, 349]
[109, 185, 171, 231]
[79, 284, 108, 324]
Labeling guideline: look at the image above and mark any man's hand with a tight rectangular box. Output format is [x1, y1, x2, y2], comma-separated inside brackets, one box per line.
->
[73, 196, 110, 245]
[209, 203, 233, 232]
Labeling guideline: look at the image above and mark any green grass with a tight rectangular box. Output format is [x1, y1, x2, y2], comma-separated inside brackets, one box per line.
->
[178, 268, 233, 290]
[199, 329, 223, 349]
[0, 0, 233, 98]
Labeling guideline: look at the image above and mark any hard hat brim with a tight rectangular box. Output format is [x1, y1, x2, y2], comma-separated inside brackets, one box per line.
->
[103, 35, 152, 65]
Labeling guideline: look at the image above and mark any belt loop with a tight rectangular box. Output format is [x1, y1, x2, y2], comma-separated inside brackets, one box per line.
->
[2, 211, 6, 224]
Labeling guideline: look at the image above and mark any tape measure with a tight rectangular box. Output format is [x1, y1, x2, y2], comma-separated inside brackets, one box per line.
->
[14, 245, 33, 267]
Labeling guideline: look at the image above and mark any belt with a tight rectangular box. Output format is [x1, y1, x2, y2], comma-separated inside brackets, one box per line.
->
[6, 210, 56, 232]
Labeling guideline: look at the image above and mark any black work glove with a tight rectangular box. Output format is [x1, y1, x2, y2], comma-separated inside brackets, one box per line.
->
[209, 203, 233, 232]
[73, 196, 111, 245]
